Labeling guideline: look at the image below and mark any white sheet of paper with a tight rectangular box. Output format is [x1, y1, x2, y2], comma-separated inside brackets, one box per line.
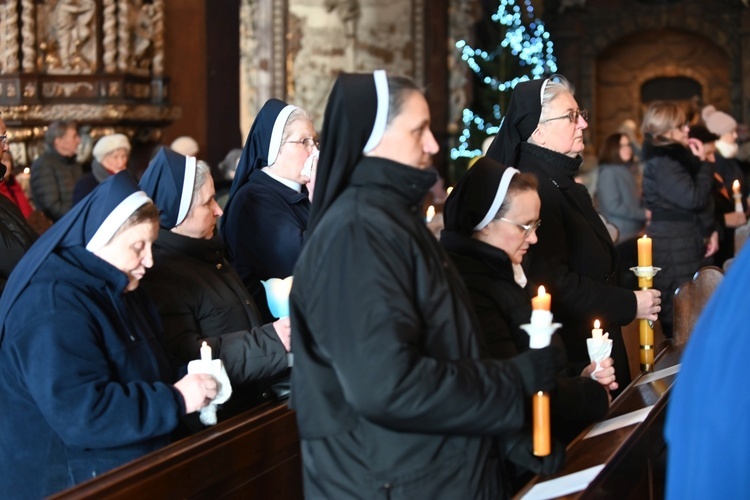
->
[583, 406, 654, 439]
[520, 464, 605, 500]
[635, 363, 681, 386]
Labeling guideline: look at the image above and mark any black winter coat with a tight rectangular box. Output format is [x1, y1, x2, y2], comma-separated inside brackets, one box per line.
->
[518, 143, 636, 390]
[291, 157, 528, 499]
[642, 141, 715, 334]
[0, 195, 37, 295]
[142, 230, 289, 418]
[441, 231, 609, 442]
[222, 170, 309, 322]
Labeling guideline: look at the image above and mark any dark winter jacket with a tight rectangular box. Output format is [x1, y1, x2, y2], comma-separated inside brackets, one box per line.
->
[291, 157, 529, 499]
[222, 169, 309, 322]
[441, 230, 609, 442]
[517, 142, 636, 390]
[0, 195, 37, 295]
[642, 140, 715, 333]
[141, 229, 289, 417]
[29, 147, 83, 221]
[0, 246, 184, 499]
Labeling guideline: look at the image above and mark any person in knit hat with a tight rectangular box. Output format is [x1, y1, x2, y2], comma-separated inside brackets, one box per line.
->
[73, 133, 131, 204]
[703, 105, 747, 216]
[170, 136, 200, 157]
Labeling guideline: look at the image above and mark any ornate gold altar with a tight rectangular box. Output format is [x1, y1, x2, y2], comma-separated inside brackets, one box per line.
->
[0, 0, 180, 166]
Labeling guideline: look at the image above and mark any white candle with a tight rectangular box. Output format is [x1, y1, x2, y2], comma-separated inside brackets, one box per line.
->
[200, 341, 212, 362]
[592, 319, 603, 340]
[733, 180, 743, 213]
[425, 205, 435, 223]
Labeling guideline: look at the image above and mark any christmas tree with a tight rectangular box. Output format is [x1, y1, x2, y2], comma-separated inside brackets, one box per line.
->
[451, 0, 557, 172]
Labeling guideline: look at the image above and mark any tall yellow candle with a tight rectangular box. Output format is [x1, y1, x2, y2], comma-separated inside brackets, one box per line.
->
[637, 235, 652, 267]
[533, 391, 551, 456]
[531, 285, 551, 311]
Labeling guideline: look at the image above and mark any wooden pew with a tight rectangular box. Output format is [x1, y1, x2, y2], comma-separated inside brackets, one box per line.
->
[51, 401, 303, 499]
[672, 266, 723, 346]
[514, 342, 683, 500]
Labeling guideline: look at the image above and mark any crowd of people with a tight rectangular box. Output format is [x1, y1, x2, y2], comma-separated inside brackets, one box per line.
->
[0, 69, 747, 498]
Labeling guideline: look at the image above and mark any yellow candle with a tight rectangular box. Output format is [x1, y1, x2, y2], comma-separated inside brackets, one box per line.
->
[592, 319, 603, 339]
[200, 341, 212, 362]
[531, 285, 551, 311]
[637, 235, 652, 267]
[533, 391, 551, 456]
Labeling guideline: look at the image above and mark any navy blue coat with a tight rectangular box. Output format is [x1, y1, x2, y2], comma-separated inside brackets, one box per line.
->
[0, 246, 185, 499]
[222, 170, 309, 322]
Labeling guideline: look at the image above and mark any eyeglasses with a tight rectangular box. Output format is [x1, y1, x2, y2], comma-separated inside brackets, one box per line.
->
[284, 137, 319, 151]
[540, 109, 589, 124]
[498, 217, 542, 237]
[0, 135, 7, 145]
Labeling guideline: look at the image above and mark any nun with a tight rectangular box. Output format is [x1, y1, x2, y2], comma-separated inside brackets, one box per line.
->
[220, 99, 316, 322]
[441, 156, 614, 445]
[486, 76, 661, 390]
[290, 71, 564, 499]
[139, 148, 290, 420]
[0, 172, 217, 498]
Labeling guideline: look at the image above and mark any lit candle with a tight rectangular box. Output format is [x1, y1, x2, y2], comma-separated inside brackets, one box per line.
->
[733, 180, 743, 213]
[425, 205, 435, 223]
[531, 285, 551, 311]
[200, 341, 212, 362]
[592, 319, 603, 339]
[446, 186, 454, 196]
[637, 235, 652, 267]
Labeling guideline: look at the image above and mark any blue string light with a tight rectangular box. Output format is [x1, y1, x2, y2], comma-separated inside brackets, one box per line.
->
[451, 0, 557, 161]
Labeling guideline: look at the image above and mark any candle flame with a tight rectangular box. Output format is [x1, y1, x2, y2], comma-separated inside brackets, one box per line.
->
[594, 319, 600, 329]
[538, 285, 546, 295]
[446, 186, 454, 195]
[641, 234, 648, 240]
[733, 179, 741, 192]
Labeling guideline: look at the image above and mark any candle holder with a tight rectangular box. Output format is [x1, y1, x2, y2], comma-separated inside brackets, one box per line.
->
[734, 192, 743, 213]
[520, 312, 562, 457]
[629, 266, 661, 372]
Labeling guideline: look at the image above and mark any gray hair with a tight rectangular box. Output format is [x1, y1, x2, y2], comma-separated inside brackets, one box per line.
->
[281, 108, 314, 143]
[386, 75, 422, 126]
[44, 120, 78, 148]
[187, 160, 213, 212]
[538, 75, 576, 123]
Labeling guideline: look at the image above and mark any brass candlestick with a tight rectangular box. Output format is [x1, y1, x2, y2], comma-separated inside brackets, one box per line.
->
[630, 266, 661, 372]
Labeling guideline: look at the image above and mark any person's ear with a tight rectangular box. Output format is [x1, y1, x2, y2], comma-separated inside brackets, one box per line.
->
[530, 126, 545, 145]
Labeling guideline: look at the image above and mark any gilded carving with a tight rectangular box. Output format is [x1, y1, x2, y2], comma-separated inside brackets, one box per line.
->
[41, 81, 96, 98]
[23, 82, 36, 97]
[40, 0, 98, 73]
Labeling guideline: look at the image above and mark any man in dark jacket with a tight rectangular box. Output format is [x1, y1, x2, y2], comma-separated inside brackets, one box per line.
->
[30, 120, 83, 221]
[290, 71, 563, 499]
[140, 148, 291, 421]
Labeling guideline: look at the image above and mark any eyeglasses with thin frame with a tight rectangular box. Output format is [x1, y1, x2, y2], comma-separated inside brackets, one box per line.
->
[283, 137, 319, 151]
[497, 217, 542, 238]
[540, 109, 589, 125]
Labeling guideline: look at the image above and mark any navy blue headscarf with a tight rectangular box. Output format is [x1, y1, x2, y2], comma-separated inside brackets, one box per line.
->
[220, 98, 298, 238]
[0, 171, 151, 344]
[307, 70, 388, 233]
[139, 147, 197, 229]
[486, 78, 548, 167]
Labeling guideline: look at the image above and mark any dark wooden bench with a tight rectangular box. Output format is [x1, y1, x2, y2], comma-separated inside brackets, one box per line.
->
[51, 401, 303, 499]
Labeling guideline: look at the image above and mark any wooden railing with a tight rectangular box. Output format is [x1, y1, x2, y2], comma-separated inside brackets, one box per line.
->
[51, 401, 303, 499]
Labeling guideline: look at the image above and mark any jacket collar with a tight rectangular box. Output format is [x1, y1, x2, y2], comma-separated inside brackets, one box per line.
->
[250, 168, 309, 204]
[440, 229, 516, 283]
[520, 142, 582, 189]
[154, 227, 225, 263]
[349, 156, 437, 209]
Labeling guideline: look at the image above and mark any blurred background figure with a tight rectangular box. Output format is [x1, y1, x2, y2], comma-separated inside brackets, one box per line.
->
[170, 135, 200, 157]
[641, 101, 716, 338]
[1, 150, 34, 219]
[73, 133, 131, 204]
[215, 147, 242, 209]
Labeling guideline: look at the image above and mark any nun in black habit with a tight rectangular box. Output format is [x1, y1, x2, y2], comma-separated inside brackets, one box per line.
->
[0, 172, 217, 498]
[290, 70, 564, 499]
[220, 99, 314, 322]
[441, 156, 613, 445]
[486, 76, 661, 391]
[139, 148, 290, 420]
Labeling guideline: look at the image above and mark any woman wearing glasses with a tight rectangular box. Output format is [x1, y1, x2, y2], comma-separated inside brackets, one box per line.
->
[641, 101, 717, 338]
[441, 157, 614, 449]
[221, 99, 317, 322]
[486, 76, 661, 392]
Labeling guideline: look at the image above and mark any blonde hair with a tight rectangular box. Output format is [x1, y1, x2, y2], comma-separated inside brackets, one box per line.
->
[641, 101, 686, 146]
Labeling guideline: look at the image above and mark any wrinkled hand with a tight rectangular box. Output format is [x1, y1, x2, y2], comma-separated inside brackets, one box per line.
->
[581, 357, 618, 392]
[634, 289, 660, 321]
[704, 230, 719, 258]
[508, 345, 563, 396]
[273, 317, 292, 352]
[174, 373, 218, 414]
[725, 211, 748, 229]
[504, 430, 565, 476]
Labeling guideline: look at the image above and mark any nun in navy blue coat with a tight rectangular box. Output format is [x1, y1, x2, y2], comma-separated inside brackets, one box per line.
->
[0, 172, 217, 499]
[220, 99, 316, 322]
